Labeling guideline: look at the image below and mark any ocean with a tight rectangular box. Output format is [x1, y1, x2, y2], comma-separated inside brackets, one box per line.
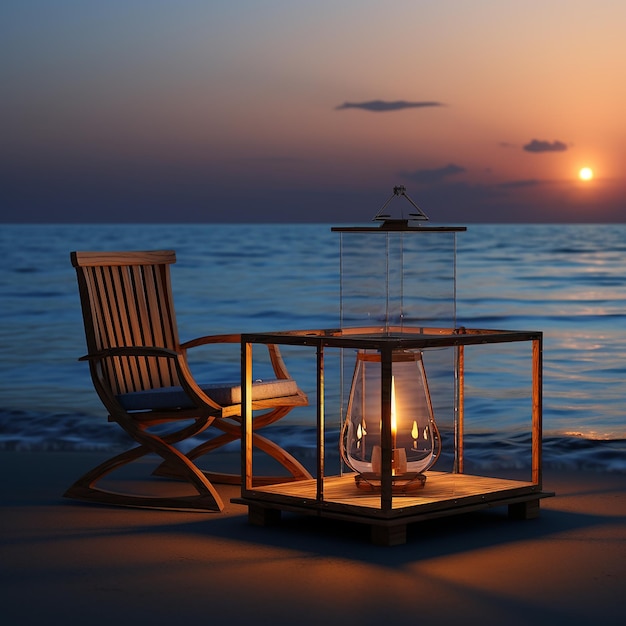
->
[1, 223, 624, 474]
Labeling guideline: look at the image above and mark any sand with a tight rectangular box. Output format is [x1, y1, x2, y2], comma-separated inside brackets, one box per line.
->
[1, 450, 624, 626]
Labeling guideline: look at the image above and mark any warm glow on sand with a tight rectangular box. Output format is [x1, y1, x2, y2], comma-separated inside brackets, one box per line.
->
[579, 167, 594, 181]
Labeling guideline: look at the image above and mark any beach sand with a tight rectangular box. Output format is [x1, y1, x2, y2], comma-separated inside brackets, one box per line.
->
[1, 451, 624, 626]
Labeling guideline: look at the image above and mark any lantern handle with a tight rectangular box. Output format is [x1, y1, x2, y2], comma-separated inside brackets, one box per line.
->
[373, 185, 430, 223]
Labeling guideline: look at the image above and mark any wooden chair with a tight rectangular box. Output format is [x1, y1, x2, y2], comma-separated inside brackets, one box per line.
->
[65, 250, 311, 512]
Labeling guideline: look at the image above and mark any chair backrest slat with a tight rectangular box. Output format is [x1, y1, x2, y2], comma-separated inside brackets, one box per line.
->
[71, 250, 181, 395]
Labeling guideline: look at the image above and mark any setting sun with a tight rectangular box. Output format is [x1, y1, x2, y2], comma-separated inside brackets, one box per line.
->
[579, 167, 594, 181]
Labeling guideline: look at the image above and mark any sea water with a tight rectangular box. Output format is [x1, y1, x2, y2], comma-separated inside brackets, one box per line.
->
[0, 223, 624, 473]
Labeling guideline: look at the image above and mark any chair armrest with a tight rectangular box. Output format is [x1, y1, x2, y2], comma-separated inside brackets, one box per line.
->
[81, 346, 225, 413]
[79, 346, 180, 361]
[267, 344, 293, 380]
[179, 333, 241, 350]
[181, 334, 295, 381]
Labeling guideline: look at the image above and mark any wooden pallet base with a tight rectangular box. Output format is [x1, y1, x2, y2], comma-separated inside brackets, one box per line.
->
[233, 471, 554, 546]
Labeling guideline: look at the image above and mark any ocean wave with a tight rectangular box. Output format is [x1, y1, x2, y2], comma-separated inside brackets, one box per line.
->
[2, 409, 624, 474]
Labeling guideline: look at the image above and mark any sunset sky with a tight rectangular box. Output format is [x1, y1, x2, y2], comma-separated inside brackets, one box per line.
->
[2, 0, 625, 223]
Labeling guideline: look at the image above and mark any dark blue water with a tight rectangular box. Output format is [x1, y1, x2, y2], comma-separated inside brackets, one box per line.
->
[1, 223, 624, 473]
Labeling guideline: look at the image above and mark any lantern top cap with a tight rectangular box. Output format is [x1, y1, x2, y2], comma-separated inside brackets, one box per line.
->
[331, 186, 467, 232]
[373, 186, 429, 227]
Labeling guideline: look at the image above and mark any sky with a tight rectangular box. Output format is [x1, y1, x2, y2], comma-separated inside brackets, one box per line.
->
[2, 0, 626, 223]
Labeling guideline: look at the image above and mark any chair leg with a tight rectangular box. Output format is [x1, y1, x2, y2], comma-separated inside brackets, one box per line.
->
[243, 431, 313, 485]
[64, 424, 225, 512]
[195, 430, 313, 485]
[154, 415, 313, 485]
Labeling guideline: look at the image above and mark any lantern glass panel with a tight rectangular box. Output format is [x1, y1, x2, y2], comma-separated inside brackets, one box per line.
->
[338, 229, 458, 330]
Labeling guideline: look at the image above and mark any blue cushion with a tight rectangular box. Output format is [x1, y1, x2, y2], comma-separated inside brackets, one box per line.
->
[117, 378, 299, 411]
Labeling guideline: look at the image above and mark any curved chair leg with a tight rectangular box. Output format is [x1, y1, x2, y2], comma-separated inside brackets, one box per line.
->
[154, 409, 313, 485]
[64, 417, 225, 511]
[244, 431, 313, 485]
[185, 428, 313, 485]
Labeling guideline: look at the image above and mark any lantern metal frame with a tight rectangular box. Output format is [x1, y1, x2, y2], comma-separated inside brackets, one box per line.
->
[235, 325, 553, 546]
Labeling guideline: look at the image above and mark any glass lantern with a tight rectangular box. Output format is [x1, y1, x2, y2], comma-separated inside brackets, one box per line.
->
[333, 186, 466, 491]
